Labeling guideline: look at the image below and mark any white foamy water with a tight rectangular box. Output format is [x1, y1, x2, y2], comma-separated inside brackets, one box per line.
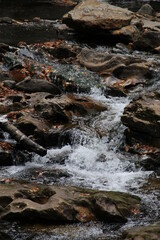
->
[32, 88, 152, 193]
[0, 88, 152, 194]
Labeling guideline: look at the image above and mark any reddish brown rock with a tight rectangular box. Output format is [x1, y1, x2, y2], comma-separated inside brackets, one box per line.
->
[63, 0, 133, 32]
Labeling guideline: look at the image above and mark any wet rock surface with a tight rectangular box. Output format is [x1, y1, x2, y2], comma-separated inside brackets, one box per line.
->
[122, 222, 160, 240]
[0, 182, 141, 223]
[122, 92, 160, 146]
[121, 92, 160, 171]
[0, 0, 160, 239]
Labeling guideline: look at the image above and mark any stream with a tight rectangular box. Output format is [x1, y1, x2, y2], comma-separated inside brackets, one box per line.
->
[0, 0, 160, 239]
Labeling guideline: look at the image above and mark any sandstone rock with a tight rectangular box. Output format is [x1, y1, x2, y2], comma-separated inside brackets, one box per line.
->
[113, 62, 152, 80]
[34, 94, 107, 122]
[3, 92, 106, 147]
[78, 48, 154, 96]
[16, 79, 61, 94]
[134, 30, 160, 50]
[122, 222, 160, 240]
[62, 0, 160, 51]
[63, 0, 133, 32]
[78, 48, 153, 78]
[78, 48, 126, 74]
[16, 113, 49, 136]
[121, 92, 160, 148]
[112, 25, 140, 41]
[39, 41, 81, 61]
[0, 183, 141, 223]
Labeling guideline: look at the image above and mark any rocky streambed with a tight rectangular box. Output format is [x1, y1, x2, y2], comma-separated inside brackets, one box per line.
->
[0, 0, 160, 239]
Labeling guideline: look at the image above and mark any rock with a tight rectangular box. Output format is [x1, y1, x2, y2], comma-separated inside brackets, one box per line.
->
[137, 4, 155, 17]
[78, 48, 153, 78]
[113, 62, 153, 80]
[0, 183, 141, 223]
[63, 0, 133, 32]
[134, 30, 160, 51]
[140, 151, 160, 171]
[121, 92, 160, 148]
[78, 48, 126, 74]
[16, 79, 61, 94]
[18, 187, 56, 204]
[0, 144, 31, 166]
[78, 48, 154, 96]
[62, 0, 160, 51]
[39, 41, 81, 61]
[2, 80, 15, 89]
[1, 92, 106, 147]
[16, 113, 49, 136]
[122, 222, 160, 240]
[12, 167, 71, 184]
[112, 25, 140, 42]
[0, 149, 13, 166]
[34, 94, 107, 122]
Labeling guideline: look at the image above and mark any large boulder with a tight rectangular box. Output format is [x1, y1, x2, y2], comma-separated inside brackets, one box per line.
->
[121, 92, 160, 148]
[63, 0, 160, 51]
[63, 0, 133, 32]
[0, 183, 141, 223]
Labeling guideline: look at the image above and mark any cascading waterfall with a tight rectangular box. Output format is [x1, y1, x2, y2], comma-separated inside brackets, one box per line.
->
[0, 86, 159, 239]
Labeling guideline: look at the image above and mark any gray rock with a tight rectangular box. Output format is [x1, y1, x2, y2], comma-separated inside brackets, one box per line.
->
[16, 78, 61, 94]
[3, 80, 15, 89]
[137, 4, 155, 16]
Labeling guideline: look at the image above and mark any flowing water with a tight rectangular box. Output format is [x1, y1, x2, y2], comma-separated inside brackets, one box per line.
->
[0, 0, 160, 239]
[0, 61, 160, 239]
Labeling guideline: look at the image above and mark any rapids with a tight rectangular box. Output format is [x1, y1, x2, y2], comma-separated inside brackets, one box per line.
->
[0, 0, 160, 239]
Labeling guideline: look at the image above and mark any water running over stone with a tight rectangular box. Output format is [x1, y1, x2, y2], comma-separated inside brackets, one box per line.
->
[0, 1, 160, 239]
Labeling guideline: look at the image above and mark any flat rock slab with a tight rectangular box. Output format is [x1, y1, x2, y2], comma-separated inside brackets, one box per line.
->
[122, 222, 160, 240]
[0, 183, 141, 223]
[63, 0, 133, 31]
